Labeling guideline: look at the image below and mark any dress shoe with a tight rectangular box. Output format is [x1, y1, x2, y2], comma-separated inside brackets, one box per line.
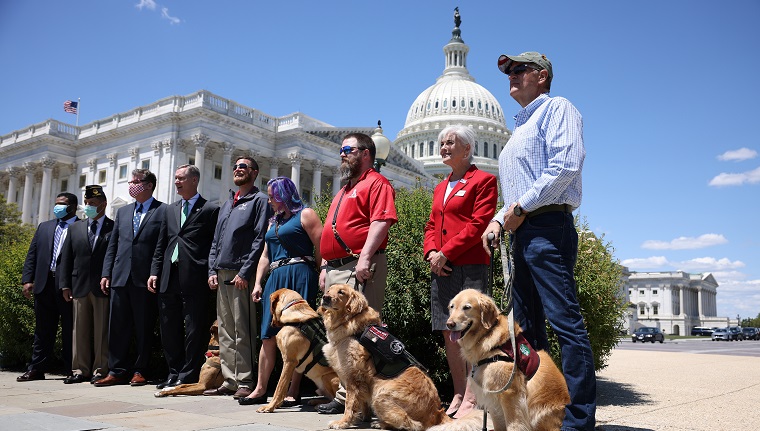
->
[94, 374, 129, 387]
[155, 377, 178, 389]
[203, 385, 236, 396]
[238, 394, 267, 405]
[317, 399, 345, 414]
[90, 374, 104, 384]
[16, 370, 45, 382]
[281, 396, 301, 408]
[233, 387, 252, 399]
[130, 372, 147, 386]
[63, 374, 88, 384]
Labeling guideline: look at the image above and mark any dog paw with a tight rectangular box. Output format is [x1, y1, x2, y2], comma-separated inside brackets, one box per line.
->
[153, 391, 164, 398]
[328, 420, 351, 429]
[370, 420, 383, 429]
[256, 404, 275, 413]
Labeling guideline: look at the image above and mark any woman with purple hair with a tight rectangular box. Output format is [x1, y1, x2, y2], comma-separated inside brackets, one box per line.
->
[239, 176, 323, 407]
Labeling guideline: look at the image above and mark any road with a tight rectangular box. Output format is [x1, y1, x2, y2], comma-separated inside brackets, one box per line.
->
[618, 336, 760, 357]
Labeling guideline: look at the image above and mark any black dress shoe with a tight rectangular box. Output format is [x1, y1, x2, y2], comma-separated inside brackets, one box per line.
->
[90, 374, 103, 384]
[17, 370, 45, 382]
[281, 396, 301, 408]
[63, 374, 88, 384]
[155, 377, 178, 389]
[238, 394, 268, 405]
[317, 399, 345, 414]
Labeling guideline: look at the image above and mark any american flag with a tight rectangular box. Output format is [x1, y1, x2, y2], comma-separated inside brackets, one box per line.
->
[63, 100, 78, 114]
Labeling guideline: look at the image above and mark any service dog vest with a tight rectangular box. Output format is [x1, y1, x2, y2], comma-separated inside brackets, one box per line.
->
[357, 324, 426, 378]
[474, 332, 540, 380]
[284, 318, 330, 374]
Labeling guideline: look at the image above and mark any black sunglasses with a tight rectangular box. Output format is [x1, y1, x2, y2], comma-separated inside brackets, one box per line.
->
[508, 64, 541, 76]
[233, 163, 252, 170]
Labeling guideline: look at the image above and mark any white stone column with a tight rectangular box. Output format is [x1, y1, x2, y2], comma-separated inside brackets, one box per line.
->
[37, 157, 56, 223]
[312, 161, 323, 198]
[192, 134, 209, 195]
[22, 162, 35, 224]
[6, 167, 20, 204]
[269, 161, 280, 181]
[220, 142, 234, 202]
[679, 286, 684, 317]
[289, 152, 302, 191]
[332, 169, 341, 195]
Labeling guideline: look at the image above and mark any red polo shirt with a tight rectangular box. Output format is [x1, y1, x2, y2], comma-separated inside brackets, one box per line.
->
[320, 168, 397, 261]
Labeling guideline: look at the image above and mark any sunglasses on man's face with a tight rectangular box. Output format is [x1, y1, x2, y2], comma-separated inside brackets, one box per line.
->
[508, 63, 541, 76]
[233, 163, 251, 170]
[339, 146, 362, 156]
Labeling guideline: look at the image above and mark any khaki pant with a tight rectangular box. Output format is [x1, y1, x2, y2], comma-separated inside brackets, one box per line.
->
[71, 292, 110, 378]
[325, 253, 388, 404]
[216, 269, 258, 390]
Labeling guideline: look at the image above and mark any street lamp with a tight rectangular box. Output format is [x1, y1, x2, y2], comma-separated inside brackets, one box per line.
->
[371, 120, 391, 173]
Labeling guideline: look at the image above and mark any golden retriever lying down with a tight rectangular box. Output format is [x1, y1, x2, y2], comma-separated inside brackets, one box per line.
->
[429, 289, 570, 431]
[154, 320, 224, 397]
[256, 288, 340, 413]
[318, 284, 452, 430]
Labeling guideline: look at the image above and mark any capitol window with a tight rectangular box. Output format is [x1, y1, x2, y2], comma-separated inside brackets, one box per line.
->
[470, 100, 474, 109]
[435, 101, 439, 109]
[484, 142, 488, 158]
[478, 101, 482, 110]
[419, 142, 424, 156]
[493, 143, 497, 159]
[452, 99, 456, 108]
[443, 99, 447, 108]
[429, 141, 434, 155]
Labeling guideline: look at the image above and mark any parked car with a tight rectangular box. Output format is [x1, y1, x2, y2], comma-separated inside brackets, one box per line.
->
[712, 328, 730, 341]
[742, 327, 759, 340]
[632, 327, 664, 343]
[729, 327, 744, 341]
[691, 327, 713, 336]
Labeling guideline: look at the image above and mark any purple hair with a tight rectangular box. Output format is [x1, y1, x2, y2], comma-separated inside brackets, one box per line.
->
[267, 176, 304, 222]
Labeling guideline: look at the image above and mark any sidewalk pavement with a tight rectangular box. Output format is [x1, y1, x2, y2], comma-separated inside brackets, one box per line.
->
[1, 346, 757, 431]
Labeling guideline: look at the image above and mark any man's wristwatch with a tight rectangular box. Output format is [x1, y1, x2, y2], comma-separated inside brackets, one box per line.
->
[513, 203, 526, 217]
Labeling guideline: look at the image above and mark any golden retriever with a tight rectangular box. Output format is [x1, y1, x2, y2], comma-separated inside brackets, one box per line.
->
[433, 289, 570, 431]
[256, 288, 340, 413]
[318, 284, 452, 430]
[154, 320, 224, 397]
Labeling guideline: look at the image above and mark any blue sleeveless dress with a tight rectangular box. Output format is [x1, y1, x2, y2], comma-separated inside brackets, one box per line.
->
[260, 211, 318, 339]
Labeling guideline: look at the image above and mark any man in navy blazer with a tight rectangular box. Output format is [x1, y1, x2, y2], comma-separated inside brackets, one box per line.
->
[149, 164, 219, 389]
[96, 169, 166, 387]
[17, 192, 78, 382]
[58, 185, 114, 384]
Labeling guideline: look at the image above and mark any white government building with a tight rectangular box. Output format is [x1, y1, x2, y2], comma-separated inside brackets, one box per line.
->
[0, 9, 727, 334]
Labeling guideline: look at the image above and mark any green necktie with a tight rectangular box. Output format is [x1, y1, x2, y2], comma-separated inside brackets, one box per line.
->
[170, 201, 189, 263]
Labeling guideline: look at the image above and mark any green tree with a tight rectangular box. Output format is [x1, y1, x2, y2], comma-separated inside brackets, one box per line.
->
[0, 196, 36, 367]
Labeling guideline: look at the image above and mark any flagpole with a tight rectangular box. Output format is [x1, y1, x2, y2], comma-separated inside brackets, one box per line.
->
[76, 97, 80, 127]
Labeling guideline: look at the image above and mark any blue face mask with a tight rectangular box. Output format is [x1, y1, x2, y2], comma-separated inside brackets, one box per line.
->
[53, 204, 70, 219]
[83, 205, 100, 219]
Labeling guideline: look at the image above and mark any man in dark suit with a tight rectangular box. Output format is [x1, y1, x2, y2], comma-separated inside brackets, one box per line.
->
[58, 185, 114, 384]
[149, 164, 219, 389]
[96, 169, 166, 387]
[17, 192, 78, 382]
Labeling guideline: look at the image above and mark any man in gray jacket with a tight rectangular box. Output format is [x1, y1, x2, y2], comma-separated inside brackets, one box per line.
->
[204, 155, 271, 399]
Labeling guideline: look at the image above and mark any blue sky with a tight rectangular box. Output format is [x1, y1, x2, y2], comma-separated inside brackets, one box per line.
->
[2, 1, 759, 321]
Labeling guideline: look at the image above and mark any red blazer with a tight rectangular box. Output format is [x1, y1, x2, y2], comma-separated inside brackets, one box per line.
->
[424, 165, 497, 266]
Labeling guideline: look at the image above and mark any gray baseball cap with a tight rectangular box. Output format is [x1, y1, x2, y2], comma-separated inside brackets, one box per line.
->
[497, 52, 553, 79]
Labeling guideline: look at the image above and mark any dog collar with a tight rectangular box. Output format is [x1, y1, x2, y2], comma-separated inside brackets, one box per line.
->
[473, 333, 540, 380]
[282, 299, 307, 311]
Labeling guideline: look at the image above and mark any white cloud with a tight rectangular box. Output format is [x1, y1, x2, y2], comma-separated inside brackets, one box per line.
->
[621, 256, 670, 269]
[717, 147, 757, 162]
[135, 0, 157, 10]
[675, 257, 745, 272]
[708, 166, 760, 187]
[715, 278, 760, 319]
[641, 234, 727, 250]
[161, 7, 181, 25]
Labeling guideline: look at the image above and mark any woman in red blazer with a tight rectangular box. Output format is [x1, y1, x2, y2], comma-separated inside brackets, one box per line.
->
[423, 125, 498, 418]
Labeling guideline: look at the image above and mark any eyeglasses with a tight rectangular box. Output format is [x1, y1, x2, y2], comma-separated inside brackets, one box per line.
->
[127, 179, 147, 185]
[508, 64, 541, 76]
[339, 146, 361, 156]
[233, 163, 251, 170]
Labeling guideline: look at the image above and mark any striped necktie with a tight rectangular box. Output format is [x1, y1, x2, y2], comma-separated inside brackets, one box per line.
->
[50, 221, 66, 271]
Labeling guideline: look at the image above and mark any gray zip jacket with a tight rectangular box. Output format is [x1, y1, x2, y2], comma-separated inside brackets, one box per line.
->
[208, 187, 271, 280]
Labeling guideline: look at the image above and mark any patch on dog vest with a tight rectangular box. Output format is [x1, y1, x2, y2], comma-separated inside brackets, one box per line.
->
[498, 333, 540, 380]
[358, 325, 426, 378]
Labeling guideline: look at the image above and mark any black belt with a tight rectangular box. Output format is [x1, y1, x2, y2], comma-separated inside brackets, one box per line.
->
[326, 249, 385, 268]
[527, 204, 571, 218]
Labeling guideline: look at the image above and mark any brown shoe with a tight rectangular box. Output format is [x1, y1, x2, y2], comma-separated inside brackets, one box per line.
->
[129, 372, 147, 386]
[94, 374, 129, 387]
[203, 385, 236, 396]
[233, 387, 252, 399]
[16, 370, 45, 382]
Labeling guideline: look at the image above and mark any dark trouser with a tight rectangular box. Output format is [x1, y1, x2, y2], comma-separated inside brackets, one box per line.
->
[29, 272, 73, 373]
[512, 211, 596, 431]
[107, 278, 158, 377]
[158, 263, 210, 383]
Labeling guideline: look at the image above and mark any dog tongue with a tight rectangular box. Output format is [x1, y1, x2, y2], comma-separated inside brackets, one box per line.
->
[449, 331, 461, 343]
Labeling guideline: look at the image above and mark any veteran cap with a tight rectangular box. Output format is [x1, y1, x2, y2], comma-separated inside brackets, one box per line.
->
[497, 51, 553, 80]
[84, 184, 106, 199]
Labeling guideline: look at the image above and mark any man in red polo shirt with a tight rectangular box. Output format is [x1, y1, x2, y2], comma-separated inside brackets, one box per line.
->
[317, 132, 397, 415]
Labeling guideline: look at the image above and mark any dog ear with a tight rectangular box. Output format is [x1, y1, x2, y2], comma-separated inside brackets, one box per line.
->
[479, 294, 499, 330]
[345, 289, 367, 316]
